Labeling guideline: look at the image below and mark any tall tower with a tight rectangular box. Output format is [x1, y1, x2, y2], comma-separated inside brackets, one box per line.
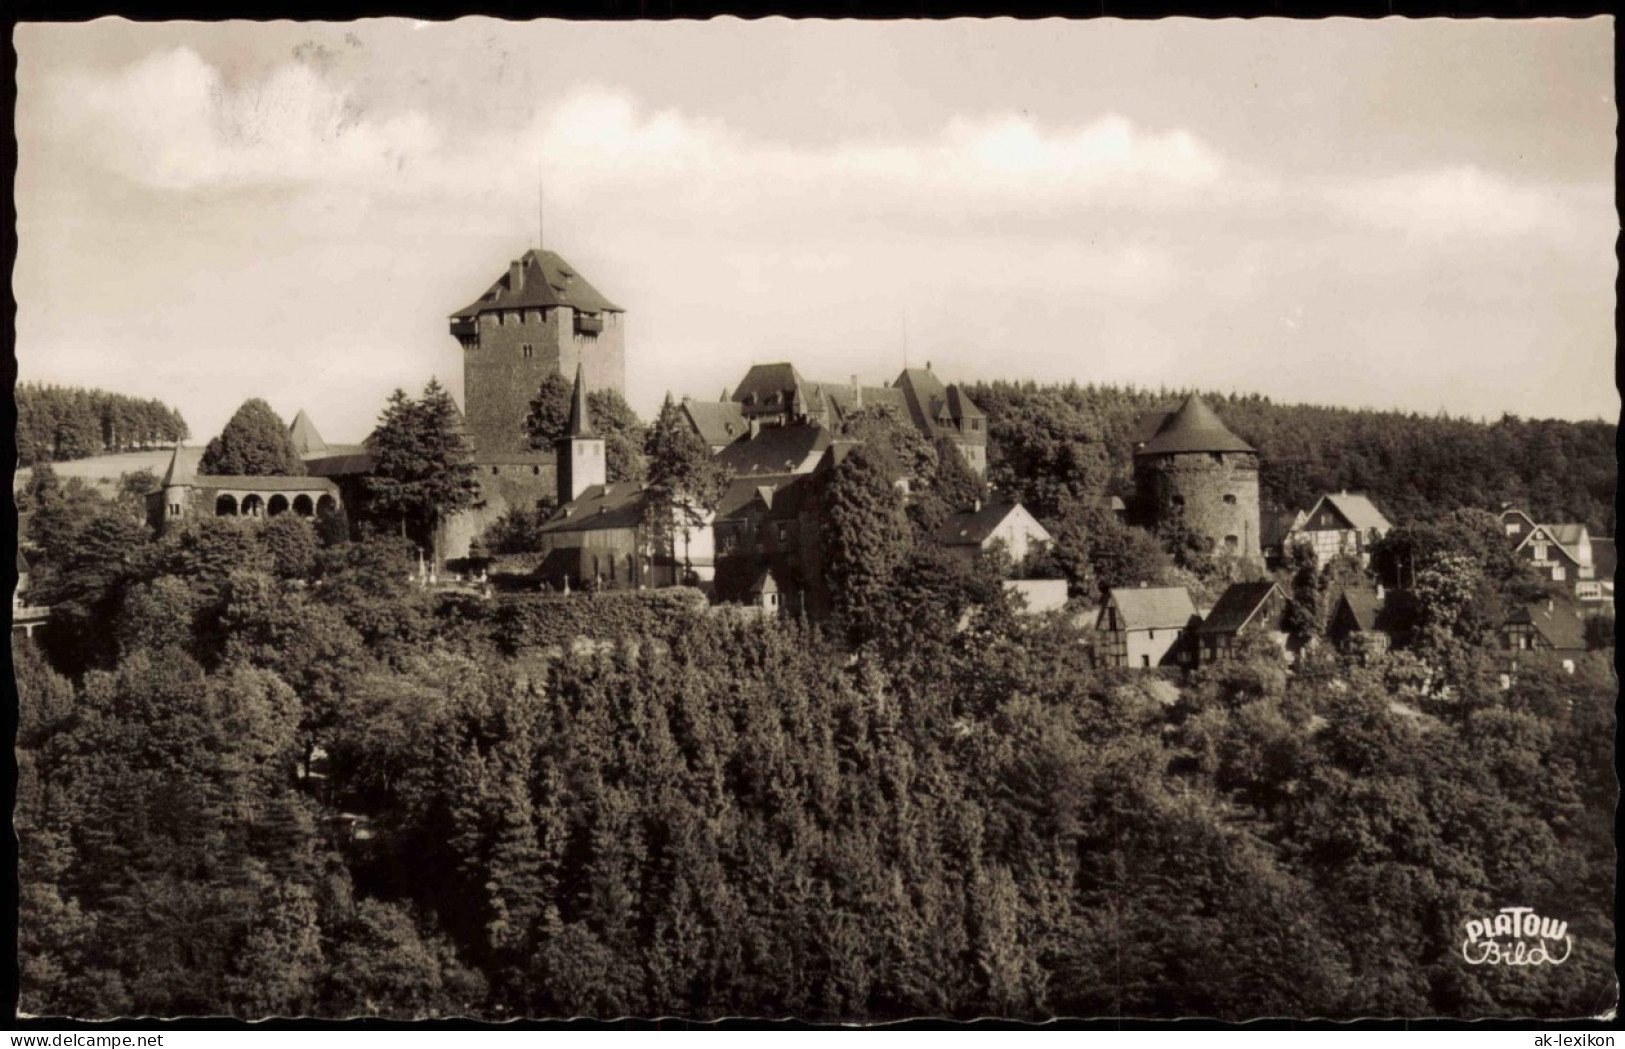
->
[1133, 394, 1261, 560]
[448, 249, 626, 457]
[556, 364, 606, 505]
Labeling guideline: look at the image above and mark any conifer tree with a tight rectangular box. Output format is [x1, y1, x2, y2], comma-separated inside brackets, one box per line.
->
[363, 379, 478, 553]
[820, 442, 914, 642]
[643, 394, 729, 575]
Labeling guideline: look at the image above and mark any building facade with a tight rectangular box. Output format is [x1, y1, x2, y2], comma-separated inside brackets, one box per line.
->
[1285, 492, 1393, 569]
[1094, 585, 1199, 669]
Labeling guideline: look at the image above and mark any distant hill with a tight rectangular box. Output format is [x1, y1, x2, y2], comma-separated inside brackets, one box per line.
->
[12, 449, 179, 496]
[965, 381, 1617, 536]
[16, 383, 189, 466]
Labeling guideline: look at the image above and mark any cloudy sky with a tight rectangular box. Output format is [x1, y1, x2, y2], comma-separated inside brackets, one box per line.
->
[14, 18, 1616, 444]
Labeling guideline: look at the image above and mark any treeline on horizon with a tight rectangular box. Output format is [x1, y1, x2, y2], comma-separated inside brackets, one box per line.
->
[963, 381, 1618, 536]
[16, 383, 191, 467]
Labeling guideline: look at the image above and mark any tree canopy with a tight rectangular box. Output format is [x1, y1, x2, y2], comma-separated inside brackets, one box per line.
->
[363, 380, 478, 549]
[199, 399, 304, 477]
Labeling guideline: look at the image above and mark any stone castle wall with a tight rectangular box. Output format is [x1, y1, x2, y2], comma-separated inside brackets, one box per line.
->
[438, 464, 559, 563]
[1136, 451, 1262, 560]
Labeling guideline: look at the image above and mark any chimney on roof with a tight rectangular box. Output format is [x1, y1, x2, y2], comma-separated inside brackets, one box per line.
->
[510, 259, 524, 292]
[926, 360, 933, 372]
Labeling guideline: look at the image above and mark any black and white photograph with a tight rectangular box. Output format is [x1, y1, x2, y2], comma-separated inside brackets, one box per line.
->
[9, 16, 1618, 1024]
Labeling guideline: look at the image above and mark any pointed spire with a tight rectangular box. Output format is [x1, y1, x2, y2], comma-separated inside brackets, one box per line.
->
[161, 444, 193, 487]
[566, 363, 594, 438]
[288, 409, 327, 457]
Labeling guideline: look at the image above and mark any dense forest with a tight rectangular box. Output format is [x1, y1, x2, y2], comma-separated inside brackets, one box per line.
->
[965, 382, 1618, 537]
[16, 383, 191, 466]
[13, 383, 1617, 1019]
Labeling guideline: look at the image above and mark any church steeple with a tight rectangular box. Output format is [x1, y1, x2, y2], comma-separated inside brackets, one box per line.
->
[556, 364, 606, 505]
[566, 363, 595, 438]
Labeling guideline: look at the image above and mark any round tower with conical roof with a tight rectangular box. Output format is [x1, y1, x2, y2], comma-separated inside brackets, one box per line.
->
[1132, 394, 1261, 560]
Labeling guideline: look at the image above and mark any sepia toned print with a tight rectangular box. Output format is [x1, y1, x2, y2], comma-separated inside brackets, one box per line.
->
[11, 17, 1616, 1022]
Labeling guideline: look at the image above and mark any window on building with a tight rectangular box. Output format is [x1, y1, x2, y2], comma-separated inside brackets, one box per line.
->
[776, 523, 788, 542]
[1223, 494, 1237, 505]
[1141, 655, 1150, 668]
[1553, 566, 1566, 580]
[492, 466, 500, 475]
[1225, 535, 1239, 550]
[532, 465, 541, 476]
[1533, 542, 1549, 561]
[1506, 523, 1520, 536]
[170, 503, 181, 515]
[522, 344, 534, 359]
[1148, 630, 1155, 640]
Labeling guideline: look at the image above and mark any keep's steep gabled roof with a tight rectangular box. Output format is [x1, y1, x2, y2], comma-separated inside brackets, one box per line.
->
[451, 249, 623, 319]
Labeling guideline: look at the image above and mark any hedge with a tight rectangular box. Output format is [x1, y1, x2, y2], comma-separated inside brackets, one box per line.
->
[490, 586, 710, 654]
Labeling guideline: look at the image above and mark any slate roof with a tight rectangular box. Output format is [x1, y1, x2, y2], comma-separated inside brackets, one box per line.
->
[566, 364, 594, 438]
[289, 410, 327, 457]
[894, 367, 984, 432]
[159, 445, 194, 487]
[732, 363, 808, 410]
[1545, 523, 1589, 553]
[304, 453, 375, 477]
[715, 473, 801, 520]
[682, 399, 748, 449]
[1302, 492, 1393, 533]
[1508, 598, 1587, 652]
[714, 424, 832, 477]
[451, 249, 622, 319]
[1336, 588, 1384, 632]
[1128, 410, 1173, 447]
[1136, 394, 1254, 456]
[1197, 581, 1283, 635]
[196, 475, 340, 493]
[935, 501, 1029, 548]
[1106, 586, 1197, 631]
[538, 482, 649, 534]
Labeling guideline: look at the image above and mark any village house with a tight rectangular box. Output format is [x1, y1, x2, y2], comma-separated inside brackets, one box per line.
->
[1094, 585, 1199, 669]
[933, 500, 1052, 568]
[1327, 587, 1391, 661]
[1501, 595, 1588, 674]
[1499, 505, 1614, 614]
[1194, 581, 1288, 667]
[13, 543, 50, 640]
[1285, 491, 1393, 569]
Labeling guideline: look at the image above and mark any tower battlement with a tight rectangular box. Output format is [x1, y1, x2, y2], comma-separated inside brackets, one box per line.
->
[449, 248, 626, 458]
